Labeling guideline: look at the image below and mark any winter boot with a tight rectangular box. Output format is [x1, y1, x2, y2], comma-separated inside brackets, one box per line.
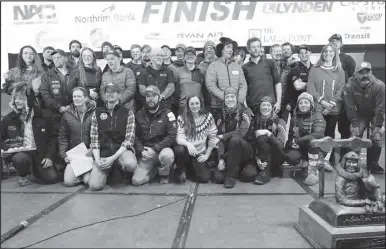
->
[254, 161, 271, 185]
[223, 177, 236, 188]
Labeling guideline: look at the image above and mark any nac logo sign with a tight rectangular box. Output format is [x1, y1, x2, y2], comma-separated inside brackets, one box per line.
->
[13, 5, 57, 24]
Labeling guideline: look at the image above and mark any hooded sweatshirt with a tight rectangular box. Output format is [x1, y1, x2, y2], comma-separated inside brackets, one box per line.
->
[307, 65, 345, 115]
[343, 74, 385, 128]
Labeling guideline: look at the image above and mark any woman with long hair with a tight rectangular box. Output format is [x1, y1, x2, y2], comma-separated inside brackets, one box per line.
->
[173, 96, 219, 183]
[307, 43, 345, 166]
[3, 45, 44, 95]
[59, 87, 96, 187]
[68, 47, 102, 105]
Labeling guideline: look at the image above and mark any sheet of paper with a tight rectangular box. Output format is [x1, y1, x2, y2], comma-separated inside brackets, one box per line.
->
[66, 143, 93, 177]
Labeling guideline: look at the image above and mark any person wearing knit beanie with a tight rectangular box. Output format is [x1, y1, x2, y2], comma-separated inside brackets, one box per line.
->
[213, 87, 256, 188]
[1, 81, 60, 186]
[284, 92, 327, 186]
[196, 40, 217, 65]
[250, 94, 286, 185]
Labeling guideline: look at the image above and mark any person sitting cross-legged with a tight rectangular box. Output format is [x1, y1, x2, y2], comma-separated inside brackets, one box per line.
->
[132, 86, 176, 185]
[212, 87, 257, 188]
[1, 83, 59, 186]
[88, 82, 138, 191]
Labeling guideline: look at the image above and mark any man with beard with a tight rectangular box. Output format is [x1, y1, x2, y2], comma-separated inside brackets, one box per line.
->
[243, 37, 282, 117]
[139, 48, 175, 110]
[42, 46, 55, 72]
[101, 41, 114, 74]
[281, 42, 298, 70]
[67, 40, 82, 69]
[270, 44, 282, 74]
[196, 40, 216, 66]
[89, 82, 137, 190]
[344, 62, 385, 174]
[125, 44, 147, 111]
[280, 44, 313, 123]
[40, 49, 73, 127]
[132, 85, 176, 185]
[161, 45, 173, 66]
[141, 44, 152, 67]
[206, 37, 247, 121]
[197, 40, 217, 76]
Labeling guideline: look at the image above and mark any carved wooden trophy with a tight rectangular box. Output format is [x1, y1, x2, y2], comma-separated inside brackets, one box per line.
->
[295, 137, 385, 249]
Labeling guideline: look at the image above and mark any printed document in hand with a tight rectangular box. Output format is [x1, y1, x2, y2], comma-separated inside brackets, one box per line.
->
[66, 143, 93, 177]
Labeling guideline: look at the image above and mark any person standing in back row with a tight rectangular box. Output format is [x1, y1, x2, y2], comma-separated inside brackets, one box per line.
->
[242, 37, 282, 117]
[307, 43, 345, 170]
[100, 50, 136, 112]
[206, 37, 247, 122]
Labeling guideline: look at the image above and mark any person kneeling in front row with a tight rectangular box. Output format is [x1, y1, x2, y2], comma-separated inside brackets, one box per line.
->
[88, 82, 137, 191]
[132, 86, 176, 185]
[1, 83, 59, 186]
[213, 87, 257, 188]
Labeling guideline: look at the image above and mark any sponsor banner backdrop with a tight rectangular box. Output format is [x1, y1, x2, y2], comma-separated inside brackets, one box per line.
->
[2, 1, 384, 82]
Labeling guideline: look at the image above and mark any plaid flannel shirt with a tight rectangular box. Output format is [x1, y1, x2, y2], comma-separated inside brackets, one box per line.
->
[90, 110, 136, 152]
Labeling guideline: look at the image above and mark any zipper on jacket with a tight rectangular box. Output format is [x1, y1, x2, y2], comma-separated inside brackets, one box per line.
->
[80, 111, 85, 143]
[109, 111, 114, 153]
[145, 116, 152, 135]
[226, 62, 231, 87]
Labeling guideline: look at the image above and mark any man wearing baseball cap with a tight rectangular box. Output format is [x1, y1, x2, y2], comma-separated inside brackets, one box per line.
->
[40, 49, 74, 124]
[168, 43, 186, 74]
[100, 49, 136, 112]
[343, 62, 385, 174]
[89, 82, 138, 190]
[132, 85, 176, 185]
[139, 47, 175, 112]
[101, 41, 114, 74]
[280, 44, 313, 123]
[328, 33, 357, 159]
[175, 46, 207, 113]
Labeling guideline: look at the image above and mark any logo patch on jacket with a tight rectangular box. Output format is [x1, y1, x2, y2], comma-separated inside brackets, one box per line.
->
[100, 113, 108, 120]
[167, 112, 176, 121]
[232, 71, 239, 75]
[53, 88, 60, 95]
[42, 128, 46, 132]
[160, 73, 167, 77]
[137, 72, 141, 75]
[8, 126, 16, 131]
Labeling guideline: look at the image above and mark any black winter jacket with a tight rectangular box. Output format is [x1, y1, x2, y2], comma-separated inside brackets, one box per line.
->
[0, 107, 57, 164]
[134, 105, 177, 155]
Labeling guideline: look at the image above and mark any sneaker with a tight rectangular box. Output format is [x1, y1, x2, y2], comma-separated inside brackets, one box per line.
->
[18, 176, 31, 186]
[369, 163, 385, 174]
[253, 169, 271, 185]
[223, 177, 236, 188]
[160, 176, 169, 184]
[323, 160, 333, 172]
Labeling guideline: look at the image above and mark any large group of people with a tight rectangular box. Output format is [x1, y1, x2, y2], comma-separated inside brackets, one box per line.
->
[1, 33, 384, 190]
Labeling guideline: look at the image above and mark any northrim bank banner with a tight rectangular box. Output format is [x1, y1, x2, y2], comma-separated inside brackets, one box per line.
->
[1, 1, 385, 53]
